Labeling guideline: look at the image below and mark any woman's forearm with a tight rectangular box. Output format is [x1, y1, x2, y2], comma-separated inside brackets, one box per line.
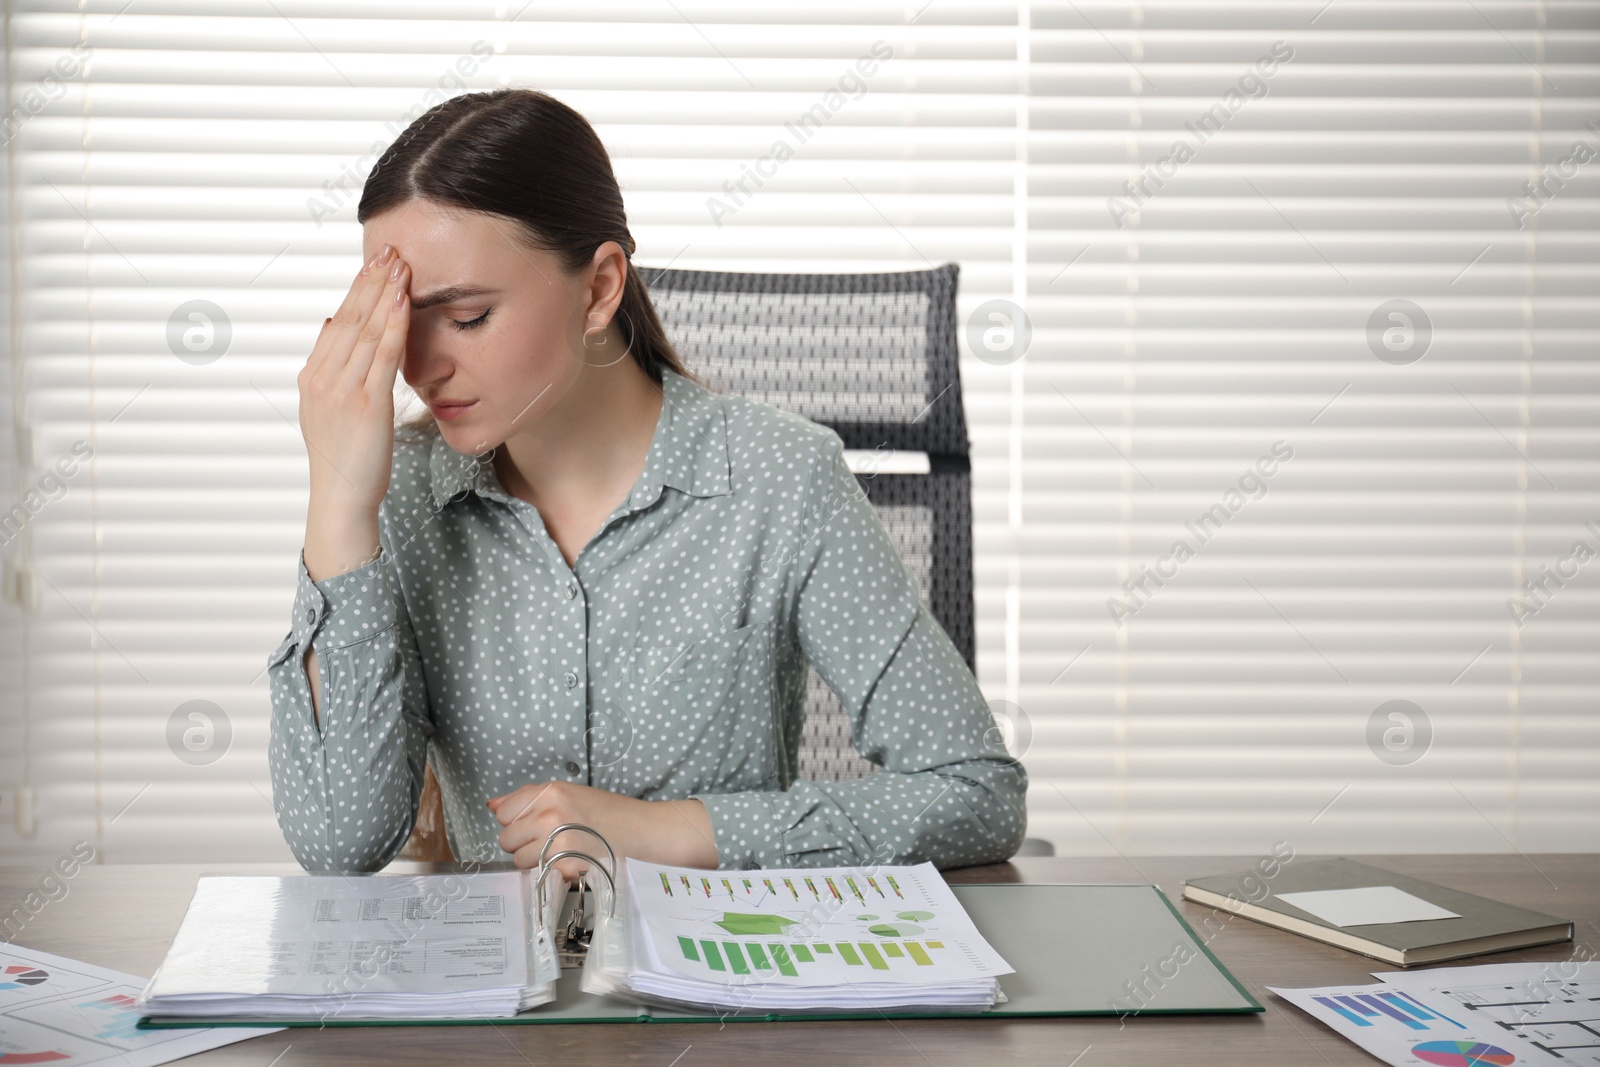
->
[303, 495, 381, 583]
[301, 497, 382, 729]
[268, 551, 433, 873]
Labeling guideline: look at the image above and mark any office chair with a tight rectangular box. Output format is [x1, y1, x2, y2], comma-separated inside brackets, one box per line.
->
[399, 262, 1051, 861]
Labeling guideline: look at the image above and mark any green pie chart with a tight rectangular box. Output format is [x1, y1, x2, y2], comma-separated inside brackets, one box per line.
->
[868, 922, 925, 937]
[896, 910, 935, 921]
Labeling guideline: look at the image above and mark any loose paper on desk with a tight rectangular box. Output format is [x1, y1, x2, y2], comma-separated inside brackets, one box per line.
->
[1275, 886, 1461, 927]
[1373, 961, 1600, 1067]
[0, 945, 279, 1065]
[1271, 961, 1599, 1067]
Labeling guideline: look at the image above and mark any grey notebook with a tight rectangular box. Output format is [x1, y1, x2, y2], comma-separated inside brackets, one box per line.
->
[1183, 858, 1572, 967]
[138, 882, 1262, 1027]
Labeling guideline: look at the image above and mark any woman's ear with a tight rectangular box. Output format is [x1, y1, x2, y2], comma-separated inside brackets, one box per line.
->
[586, 240, 629, 325]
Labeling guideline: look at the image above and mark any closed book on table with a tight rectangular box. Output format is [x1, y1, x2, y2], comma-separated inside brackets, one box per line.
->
[1182, 857, 1571, 967]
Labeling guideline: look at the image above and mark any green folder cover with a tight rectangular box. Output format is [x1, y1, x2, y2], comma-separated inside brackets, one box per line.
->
[137, 882, 1262, 1027]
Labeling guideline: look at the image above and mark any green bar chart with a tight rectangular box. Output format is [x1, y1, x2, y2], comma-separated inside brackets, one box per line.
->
[768, 944, 799, 978]
[675, 938, 946, 976]
[723, 943, 750, 976]
[633, 860, 1012, 1002]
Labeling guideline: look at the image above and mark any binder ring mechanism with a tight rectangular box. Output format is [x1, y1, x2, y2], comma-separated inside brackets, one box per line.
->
[535, 823, 617, 963]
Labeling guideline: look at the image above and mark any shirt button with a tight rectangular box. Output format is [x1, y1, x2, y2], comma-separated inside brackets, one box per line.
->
[565, 761, 581, 776]
[305, 608, 315, 623]
[566, 582, 577, 600]
[563, 671, 578, 688]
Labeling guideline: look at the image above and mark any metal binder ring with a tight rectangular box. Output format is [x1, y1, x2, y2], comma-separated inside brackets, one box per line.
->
[535, 850, 617, 919]
[538, 822, 617, 875]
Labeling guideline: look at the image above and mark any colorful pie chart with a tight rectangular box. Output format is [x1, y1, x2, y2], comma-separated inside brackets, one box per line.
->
[1411, 1040, 1516, 1067]
[0, 965, 49, 990]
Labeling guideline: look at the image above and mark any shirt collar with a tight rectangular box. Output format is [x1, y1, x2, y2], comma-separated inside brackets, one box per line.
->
[427, 367, 733, 511]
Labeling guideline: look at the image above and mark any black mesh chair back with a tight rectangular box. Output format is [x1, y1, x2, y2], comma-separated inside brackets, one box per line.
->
[641, 263, 972, 783]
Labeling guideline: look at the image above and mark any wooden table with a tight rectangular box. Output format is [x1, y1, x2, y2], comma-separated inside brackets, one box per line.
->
[2, 854, 1593, 1065]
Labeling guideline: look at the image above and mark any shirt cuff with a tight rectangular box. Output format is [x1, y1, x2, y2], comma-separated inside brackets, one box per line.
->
[690, 791, 783, 871]
[291, 547, 400, 653]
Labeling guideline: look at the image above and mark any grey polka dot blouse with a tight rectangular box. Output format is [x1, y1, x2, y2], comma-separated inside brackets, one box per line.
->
[267, 367, 1029, 873]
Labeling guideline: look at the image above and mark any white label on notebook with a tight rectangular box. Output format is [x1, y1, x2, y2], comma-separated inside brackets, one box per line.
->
[1275, 886, 1460, 927]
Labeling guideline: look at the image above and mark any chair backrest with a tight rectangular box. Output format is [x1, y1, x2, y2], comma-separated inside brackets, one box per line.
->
[641, 263, 972, 783]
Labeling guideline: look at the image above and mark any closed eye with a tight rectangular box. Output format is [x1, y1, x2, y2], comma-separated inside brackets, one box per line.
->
[448, 308, 492, 332]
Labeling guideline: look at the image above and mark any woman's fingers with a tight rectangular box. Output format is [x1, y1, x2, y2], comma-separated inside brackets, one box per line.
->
[308, 249, 379, 355]
[308, 245, 395, 378]
[324, 248, 398, 373]
[364, 286, 411, 395]
[305, 253, 380, 378]
[343, 258, 409, 391]
[294, 245, 407, 516]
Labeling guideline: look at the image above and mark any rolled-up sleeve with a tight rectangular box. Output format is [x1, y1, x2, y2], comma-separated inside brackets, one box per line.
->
[693, 431, 1029, 871]
[266, 545, 433, 873]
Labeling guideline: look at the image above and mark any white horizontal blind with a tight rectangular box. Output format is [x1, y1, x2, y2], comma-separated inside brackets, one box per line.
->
[1, 1, 1596, 865]
[1020, 0, 1599, 858]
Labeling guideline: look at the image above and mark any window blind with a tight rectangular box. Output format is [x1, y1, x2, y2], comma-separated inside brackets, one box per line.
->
[1, 1, 1595, 864]
[1017, 0, 1597, 859]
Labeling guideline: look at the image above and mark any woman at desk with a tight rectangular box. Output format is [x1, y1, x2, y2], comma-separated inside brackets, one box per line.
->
[265, 88, 1027, 878]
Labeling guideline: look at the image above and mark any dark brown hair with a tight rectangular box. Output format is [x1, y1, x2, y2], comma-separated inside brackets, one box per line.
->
[356, 88, 700, 438]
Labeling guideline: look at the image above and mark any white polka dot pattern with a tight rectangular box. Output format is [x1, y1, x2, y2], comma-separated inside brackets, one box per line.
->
[266, 367, 1028, 873]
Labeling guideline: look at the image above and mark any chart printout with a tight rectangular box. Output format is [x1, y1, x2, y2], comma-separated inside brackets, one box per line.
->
[1372, 962, 1600, 1067]
[627, 860, 1014, 988]
[1272, 962, 1599, 1067]
[0, 946, 280, 1066]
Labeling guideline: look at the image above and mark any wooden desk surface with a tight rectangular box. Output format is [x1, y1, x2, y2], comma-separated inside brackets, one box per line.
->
[2, 853, 1594, 1066]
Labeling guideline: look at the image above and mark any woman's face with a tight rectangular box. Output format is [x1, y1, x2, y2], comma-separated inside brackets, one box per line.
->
[361, 199, 617, 455]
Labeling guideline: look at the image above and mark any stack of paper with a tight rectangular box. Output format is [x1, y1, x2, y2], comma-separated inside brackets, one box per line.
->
[139, 872, 559, 1020]
[584, 860, 1014, 1013]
